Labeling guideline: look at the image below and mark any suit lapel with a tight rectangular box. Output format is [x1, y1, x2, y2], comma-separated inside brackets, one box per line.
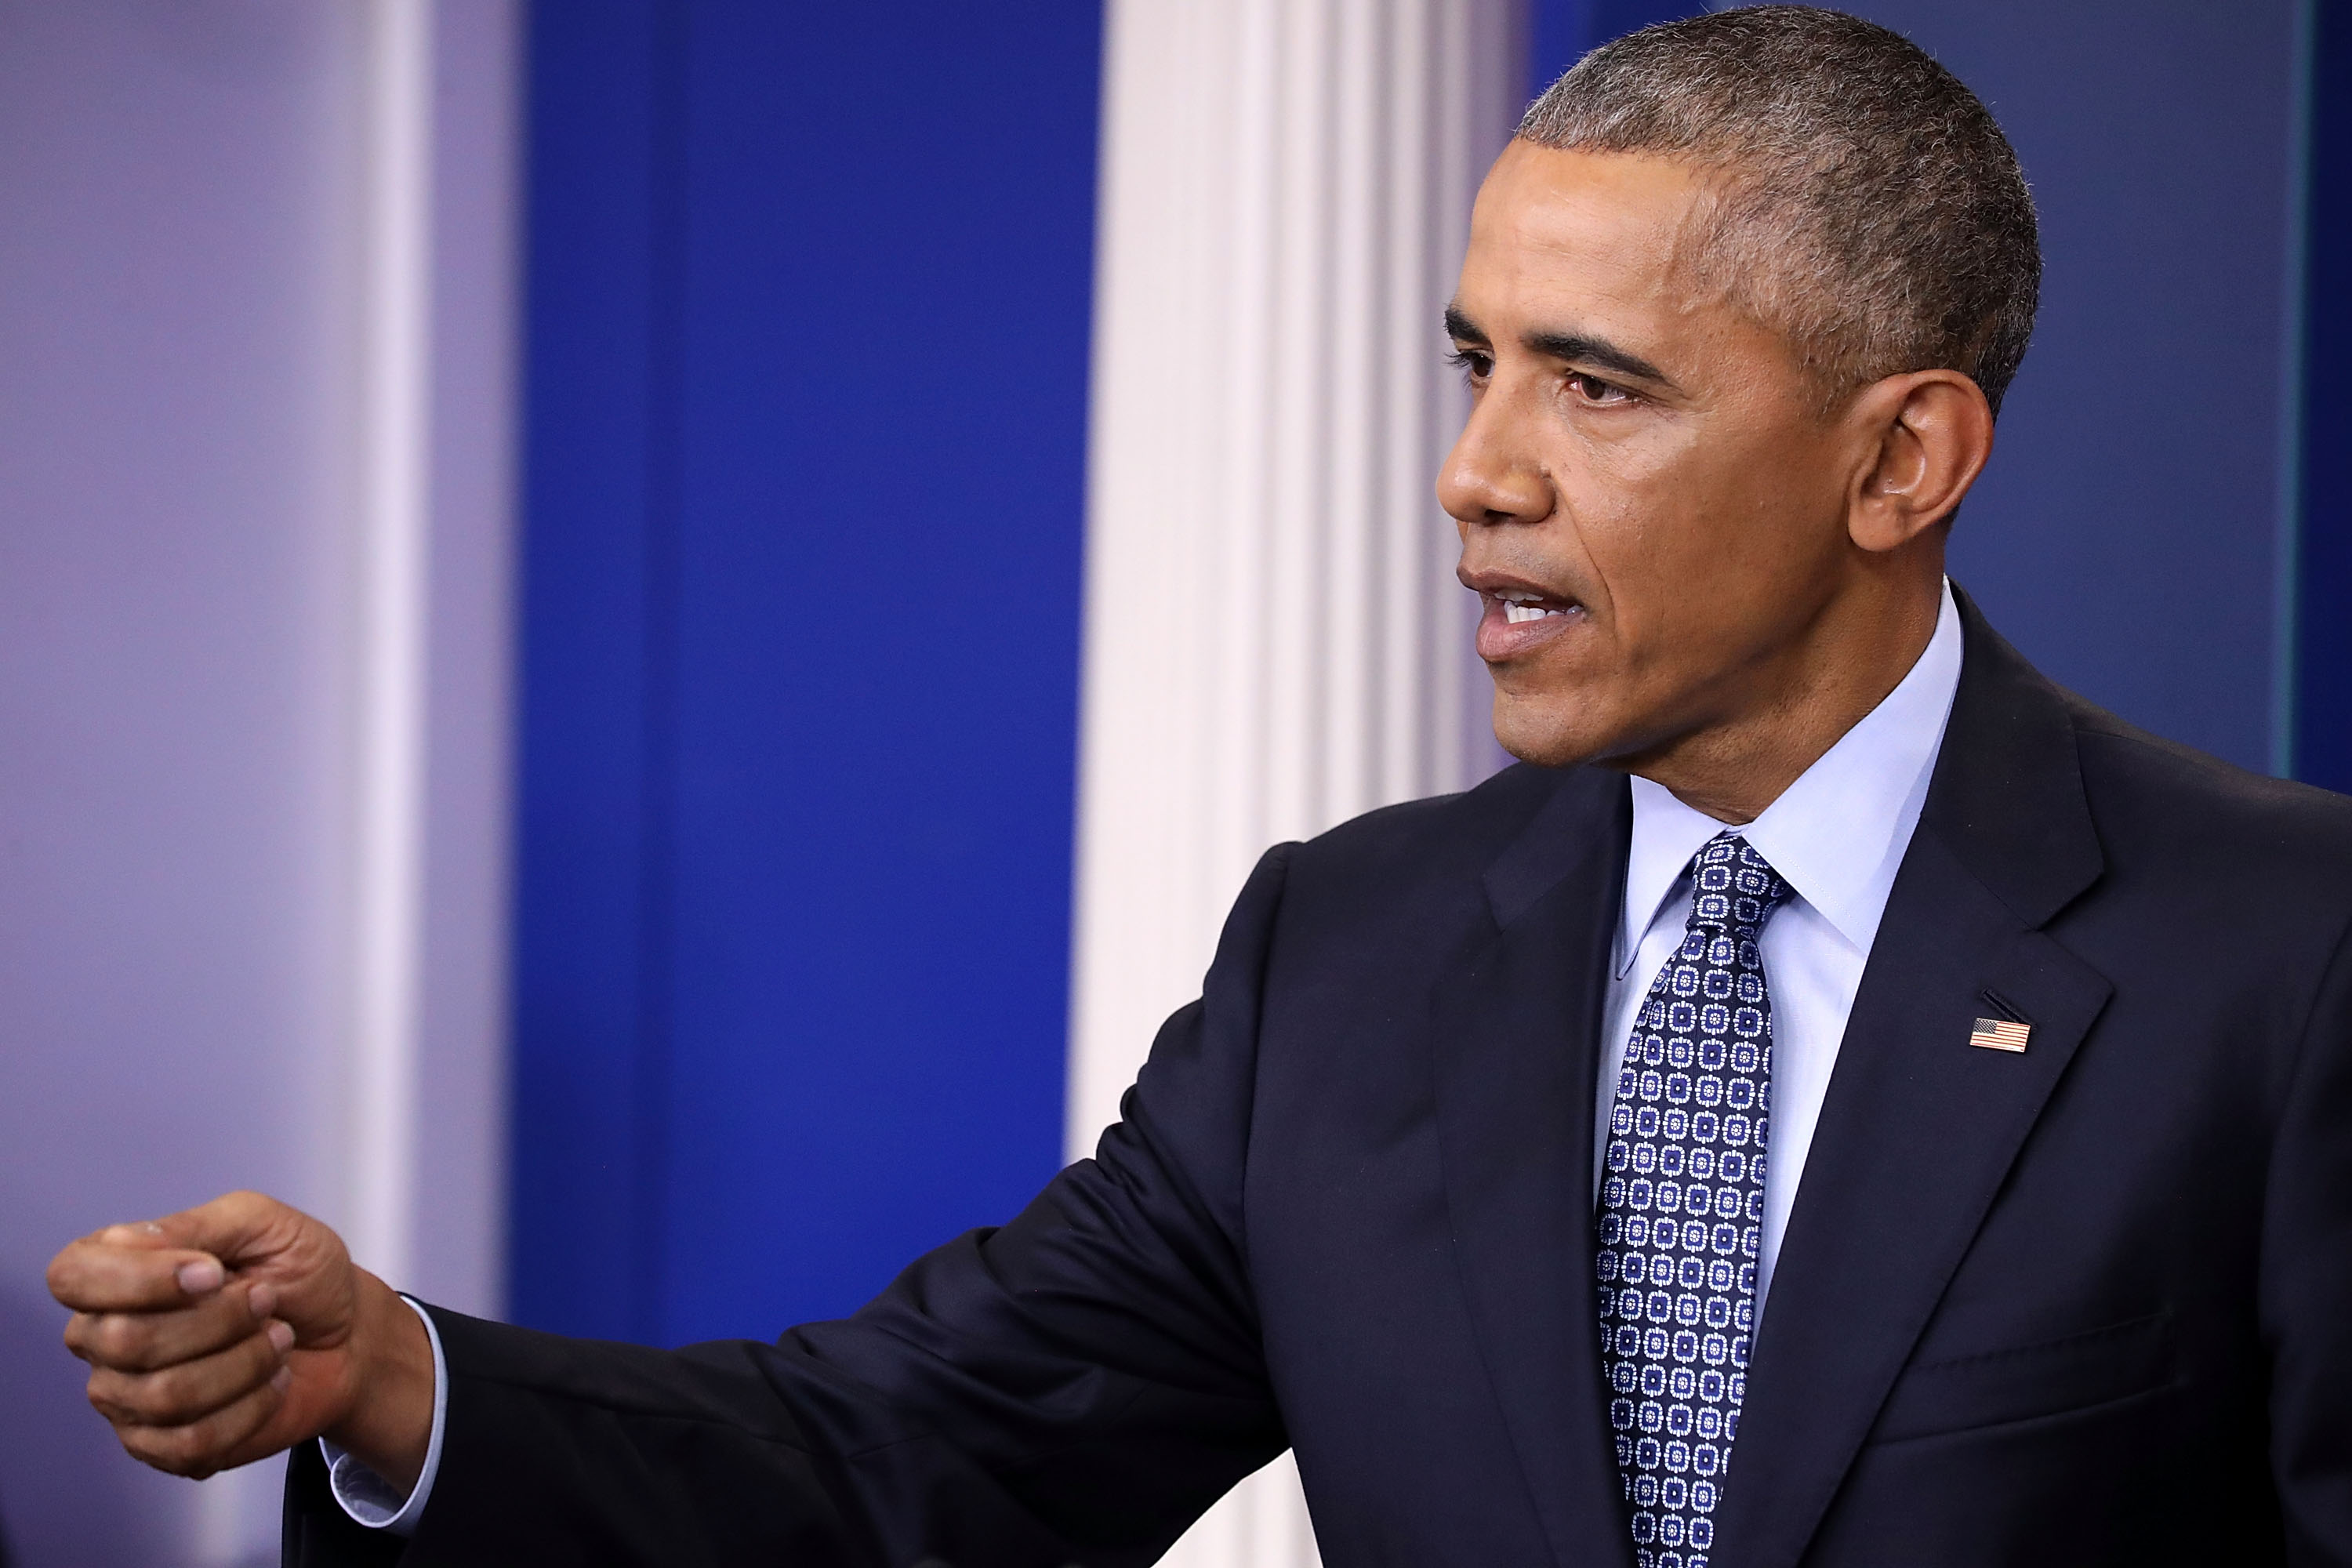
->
[1713, 592, 2116, 1568]
[1432, 768, 1636, 1568]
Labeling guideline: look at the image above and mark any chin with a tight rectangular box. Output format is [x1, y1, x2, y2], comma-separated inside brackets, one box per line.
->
[1488, 688, 1613, 770]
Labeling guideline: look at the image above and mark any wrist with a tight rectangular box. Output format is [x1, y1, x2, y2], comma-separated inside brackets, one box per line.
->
[321, 1271, 435, 1491]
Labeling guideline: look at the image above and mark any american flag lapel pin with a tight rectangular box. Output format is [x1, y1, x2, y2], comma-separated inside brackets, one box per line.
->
[1970, 1015, 2031, 1053]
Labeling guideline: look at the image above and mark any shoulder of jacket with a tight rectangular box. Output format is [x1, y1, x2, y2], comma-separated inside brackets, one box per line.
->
[2066, 695, 2352, 864]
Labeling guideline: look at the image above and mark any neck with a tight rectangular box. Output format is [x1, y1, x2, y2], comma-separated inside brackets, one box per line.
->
[1618, 572, 1945, 825]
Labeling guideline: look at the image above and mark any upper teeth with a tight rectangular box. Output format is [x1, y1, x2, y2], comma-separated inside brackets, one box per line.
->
[1498, 591, 1563, 625]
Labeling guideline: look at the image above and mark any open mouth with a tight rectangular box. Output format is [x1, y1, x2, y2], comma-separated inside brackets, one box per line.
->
[1493, 588, 1575, 624]
[1472, 582, 1588, 661]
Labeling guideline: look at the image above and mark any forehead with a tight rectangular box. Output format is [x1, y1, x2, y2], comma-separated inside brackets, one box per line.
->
[1459, 142, 1719, 325]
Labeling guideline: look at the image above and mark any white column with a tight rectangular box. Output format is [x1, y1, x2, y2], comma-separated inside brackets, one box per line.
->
[1071, 2, 1523, 1563]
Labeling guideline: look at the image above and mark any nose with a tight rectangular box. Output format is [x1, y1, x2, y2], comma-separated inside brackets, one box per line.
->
[1437, 382, 1552, 530]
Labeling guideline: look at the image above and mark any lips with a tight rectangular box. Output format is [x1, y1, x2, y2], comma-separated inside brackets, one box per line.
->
[1470, 581, 1588, 661]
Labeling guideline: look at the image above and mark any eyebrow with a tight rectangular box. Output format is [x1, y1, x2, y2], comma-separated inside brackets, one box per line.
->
[1443, 304, 1679, 393]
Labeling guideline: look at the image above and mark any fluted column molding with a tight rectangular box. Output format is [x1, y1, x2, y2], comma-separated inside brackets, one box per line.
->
[1070, 2, 1523, 1562]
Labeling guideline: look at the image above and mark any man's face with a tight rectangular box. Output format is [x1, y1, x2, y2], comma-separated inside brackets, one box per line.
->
[1443, 141, 1865, 770]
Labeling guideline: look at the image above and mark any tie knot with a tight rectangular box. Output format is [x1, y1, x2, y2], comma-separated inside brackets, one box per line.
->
[1686, 834, 1791, 938]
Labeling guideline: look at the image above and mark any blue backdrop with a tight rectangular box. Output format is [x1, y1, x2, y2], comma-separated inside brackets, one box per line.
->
[1531, 0, 1711, 95]
[1875, 0, 2304, 779]
[510, 0, 1101, 1346]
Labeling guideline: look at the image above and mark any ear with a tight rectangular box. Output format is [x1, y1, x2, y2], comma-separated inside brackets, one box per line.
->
[1843, 368, 1995, 553]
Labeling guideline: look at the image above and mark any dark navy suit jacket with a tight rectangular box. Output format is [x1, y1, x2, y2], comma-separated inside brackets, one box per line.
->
[289, 594, 2352, 1566]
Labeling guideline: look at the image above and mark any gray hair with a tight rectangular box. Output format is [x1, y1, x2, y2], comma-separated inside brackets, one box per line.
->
[1519, 6, 2040, 417]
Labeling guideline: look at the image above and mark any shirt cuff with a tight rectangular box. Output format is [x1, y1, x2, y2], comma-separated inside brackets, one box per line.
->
[319, 1294, 446, 1535]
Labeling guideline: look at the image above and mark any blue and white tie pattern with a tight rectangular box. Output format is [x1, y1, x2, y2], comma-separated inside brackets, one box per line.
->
[1595, 833, 1791, 1568]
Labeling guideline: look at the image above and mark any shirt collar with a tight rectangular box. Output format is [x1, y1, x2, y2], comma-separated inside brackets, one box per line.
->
[1617, 580, 1965, 974]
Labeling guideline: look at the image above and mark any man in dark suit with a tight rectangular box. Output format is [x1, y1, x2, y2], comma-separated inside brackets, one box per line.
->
[46, 9, 2352, 1566]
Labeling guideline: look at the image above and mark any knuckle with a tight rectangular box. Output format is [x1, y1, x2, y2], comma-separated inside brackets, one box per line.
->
[172, 1432, 221, 1479]
[86, 1314, 144, 1367]
[48, 1247, 108, 1307]
[168, 1422, 216, 1471]
[87, 1373, 146, 1420]
[220, 1190, 278, 1230]
[106, 1366, 183, 1425]
[141, 1368, 208, 1425]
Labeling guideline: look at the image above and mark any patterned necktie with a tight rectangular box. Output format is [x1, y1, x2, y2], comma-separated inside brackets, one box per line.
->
[1595, 833, 1792, 1568]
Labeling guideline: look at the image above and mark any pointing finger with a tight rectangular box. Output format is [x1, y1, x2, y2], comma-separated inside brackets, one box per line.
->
[136, 1192, 307, 1272]
[49, 1238, 227, 1314]
[65, 1276, 280, 1371]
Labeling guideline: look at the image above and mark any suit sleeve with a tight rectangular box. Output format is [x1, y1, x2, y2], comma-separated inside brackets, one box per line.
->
[285, 844, 1300, 1568]
[2266, 915, 2352, 1566]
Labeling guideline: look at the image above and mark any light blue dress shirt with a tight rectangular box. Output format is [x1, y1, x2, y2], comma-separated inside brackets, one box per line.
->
[1596, 579, 1962, 1316]
[336, 581, 1965, 1532]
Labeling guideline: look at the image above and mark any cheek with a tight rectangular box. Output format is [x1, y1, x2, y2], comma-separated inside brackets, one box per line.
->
[1559, 466, 1711, 618]
[1559, 471, 1828, 681]
[1553, 415, 1722, 546]
[1589, 429, 1833, 586]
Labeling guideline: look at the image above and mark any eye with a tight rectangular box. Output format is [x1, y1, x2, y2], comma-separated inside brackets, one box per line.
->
[1446, 347, 1494, 383]
[1566, 371, 1632, 406]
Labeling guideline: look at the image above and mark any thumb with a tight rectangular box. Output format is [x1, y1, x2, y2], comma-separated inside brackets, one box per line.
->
[49, 1192, 321, 1315]
[152, 1192, 358, 1347]
[134, 1190, 314, 1275]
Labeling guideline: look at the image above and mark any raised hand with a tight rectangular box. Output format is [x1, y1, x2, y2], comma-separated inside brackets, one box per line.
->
[46, 1191, 434, 1487]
